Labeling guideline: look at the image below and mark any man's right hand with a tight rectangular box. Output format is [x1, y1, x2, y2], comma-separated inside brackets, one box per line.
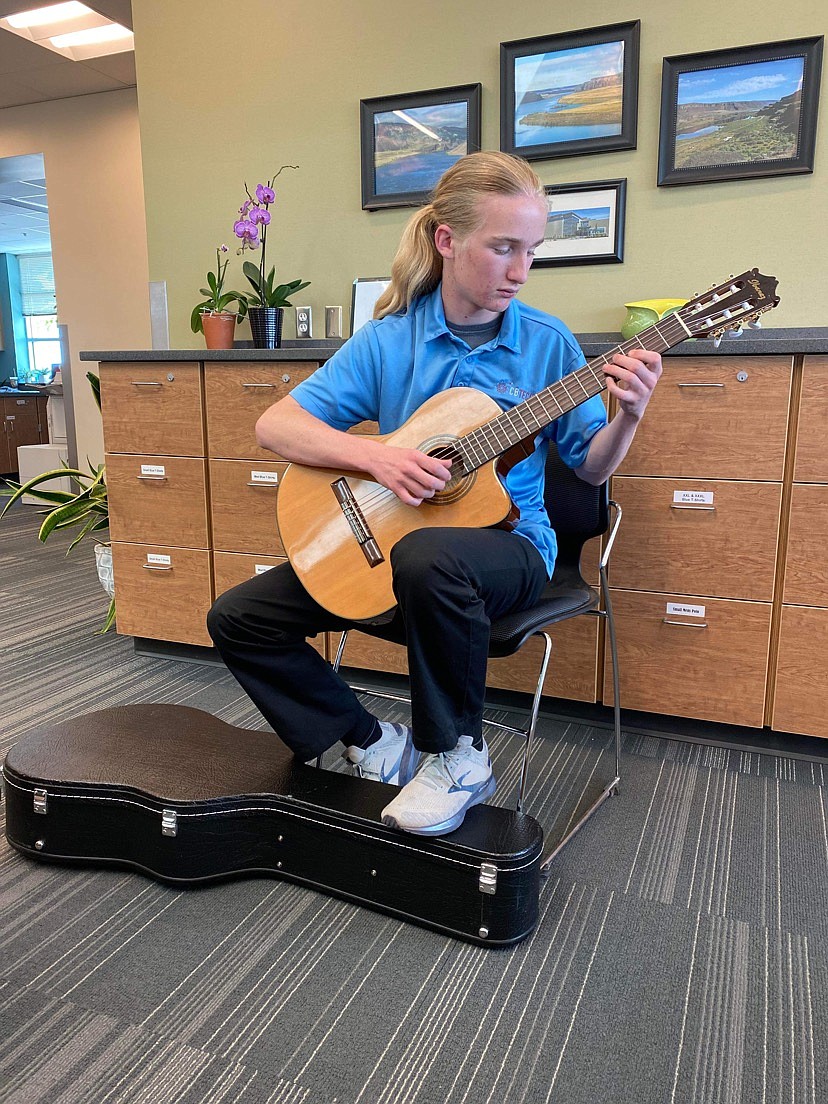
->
[364, 441, 453, 507]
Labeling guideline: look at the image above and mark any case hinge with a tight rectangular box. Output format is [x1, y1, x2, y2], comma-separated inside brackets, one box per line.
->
[479, 862, 498, 895]
[34, 788, 48, 815]
[161, 809, 178, 837]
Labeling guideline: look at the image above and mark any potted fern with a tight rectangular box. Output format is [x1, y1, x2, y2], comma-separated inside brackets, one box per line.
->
[0, 371, 114, 631]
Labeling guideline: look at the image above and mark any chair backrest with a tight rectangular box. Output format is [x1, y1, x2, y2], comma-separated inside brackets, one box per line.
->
[543, 442, 609, 582]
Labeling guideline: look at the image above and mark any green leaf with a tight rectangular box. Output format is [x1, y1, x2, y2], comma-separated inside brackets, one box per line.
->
[98, 596, 117, 634]
[86, 372, 102, 412]
[66, 513, 100, 553]
[38, 493, 96, 541]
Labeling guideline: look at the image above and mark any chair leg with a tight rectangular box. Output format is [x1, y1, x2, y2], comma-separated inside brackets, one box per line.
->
[599, 564, 622, 792]
[315, 631, 352, 768]
[516, 631, 553, 814]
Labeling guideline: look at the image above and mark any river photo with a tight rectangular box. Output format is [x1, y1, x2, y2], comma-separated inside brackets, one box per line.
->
[373, 101, 469, 196]
[673, 55, 805, 169]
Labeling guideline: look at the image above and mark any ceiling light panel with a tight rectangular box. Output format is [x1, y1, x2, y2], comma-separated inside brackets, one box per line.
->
[0, 2, 134, 59]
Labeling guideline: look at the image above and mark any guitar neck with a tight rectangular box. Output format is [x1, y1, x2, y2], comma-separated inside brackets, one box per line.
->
[457, 312, 690, 472]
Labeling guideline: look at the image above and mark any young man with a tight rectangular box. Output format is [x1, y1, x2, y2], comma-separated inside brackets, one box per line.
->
[207, 151, 662, 837]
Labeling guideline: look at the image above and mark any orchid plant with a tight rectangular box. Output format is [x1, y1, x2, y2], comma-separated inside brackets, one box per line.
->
[234, 166, 310, 309]
[190, 244, 248, 333]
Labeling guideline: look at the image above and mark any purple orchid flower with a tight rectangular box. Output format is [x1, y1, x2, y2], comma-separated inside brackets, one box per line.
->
[256, 183, 276, 205]
[250, 207, 271, 226]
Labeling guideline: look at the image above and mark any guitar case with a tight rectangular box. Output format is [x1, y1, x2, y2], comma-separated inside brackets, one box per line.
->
[2, 704, 543, 946]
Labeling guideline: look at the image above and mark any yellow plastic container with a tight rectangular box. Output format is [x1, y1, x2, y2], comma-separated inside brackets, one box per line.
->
[621, 298, 687, 340]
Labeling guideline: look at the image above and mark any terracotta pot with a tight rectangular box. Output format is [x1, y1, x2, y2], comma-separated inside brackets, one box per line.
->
[201, 311, 237, 349]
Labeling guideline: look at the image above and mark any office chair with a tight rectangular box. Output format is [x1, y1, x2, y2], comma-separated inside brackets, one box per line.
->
[329, 444, 623, 874]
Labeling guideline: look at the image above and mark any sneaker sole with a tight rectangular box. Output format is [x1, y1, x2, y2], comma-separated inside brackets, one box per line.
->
[381, 775, 496, 837]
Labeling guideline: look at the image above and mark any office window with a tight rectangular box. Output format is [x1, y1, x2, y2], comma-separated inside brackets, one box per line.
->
[17, 254, 60, 383]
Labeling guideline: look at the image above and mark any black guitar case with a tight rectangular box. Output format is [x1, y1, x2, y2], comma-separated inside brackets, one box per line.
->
[2, 705, 543, 946]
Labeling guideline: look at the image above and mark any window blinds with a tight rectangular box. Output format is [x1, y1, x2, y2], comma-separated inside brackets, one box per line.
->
[18, 253, 56, 316]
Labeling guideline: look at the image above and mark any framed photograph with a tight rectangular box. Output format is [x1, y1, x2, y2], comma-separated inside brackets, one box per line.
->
[532, 179, 626, 267]
[657, 36, 824, 186]
[500, 21, 639, 161]
[351, 277, 390, 335]
[360, 84, 481, 210]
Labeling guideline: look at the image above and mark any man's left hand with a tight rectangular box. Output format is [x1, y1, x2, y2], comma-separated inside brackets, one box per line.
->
[603, 349, 663, 422]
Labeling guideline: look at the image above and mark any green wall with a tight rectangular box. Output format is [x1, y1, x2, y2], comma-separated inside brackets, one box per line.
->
[132, 0, 827, 348]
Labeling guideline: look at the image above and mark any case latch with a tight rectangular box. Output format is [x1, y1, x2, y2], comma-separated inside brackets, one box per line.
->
[161, 809, 178, 837]
[479, 862, 498, 895]
[34, 788, 48, 815]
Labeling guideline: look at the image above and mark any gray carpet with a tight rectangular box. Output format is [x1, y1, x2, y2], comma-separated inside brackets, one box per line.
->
[1, 504, 826, 1103]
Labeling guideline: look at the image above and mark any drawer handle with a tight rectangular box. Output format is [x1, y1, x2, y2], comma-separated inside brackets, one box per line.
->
[131, 381, 163, 388]
[246, 480, 278, 488]
[669, 503, 716, 511]
[662, 618, 708, 628]
[136, 475, 168, 482]
[241, 382, 276, 389]
[142, 563, 173, 571]
[677, 382, 725, 389]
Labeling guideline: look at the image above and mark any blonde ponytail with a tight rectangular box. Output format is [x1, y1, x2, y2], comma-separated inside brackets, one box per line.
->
[374, 151, 545, 321]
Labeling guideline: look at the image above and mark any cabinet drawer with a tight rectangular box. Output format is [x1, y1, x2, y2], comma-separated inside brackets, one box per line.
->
[204, 362, 318, 460]
[209, 459, 286, 554]
[602, 589, 772, 727]
[332, 616, 600, 703]
[772, 605, 828, 738]
[107, 454, 209, 547]
[213, 552, 326, 658]
[100, 363, 205, 456]
[610, 476, 781, 601]
[782, 484, 828, 607]
[111, 542, 212, 647]
[793, 357, 828, 482]
[617, 357, 792, 480]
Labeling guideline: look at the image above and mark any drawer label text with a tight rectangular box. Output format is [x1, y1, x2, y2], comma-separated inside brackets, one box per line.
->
[250, 470, 279, 484]
[666, 602, 706, 618]
[673, 490, 713, 505]
[141, 464, 166, 476]
[255, 563, 276, 574]
[147, 553, 172, 565]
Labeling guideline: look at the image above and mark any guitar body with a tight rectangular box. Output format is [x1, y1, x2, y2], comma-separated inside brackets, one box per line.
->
[276, 388, 514, 620]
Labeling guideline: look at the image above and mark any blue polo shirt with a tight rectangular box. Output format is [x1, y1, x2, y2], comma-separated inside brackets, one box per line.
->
[290, 284, 607, 576]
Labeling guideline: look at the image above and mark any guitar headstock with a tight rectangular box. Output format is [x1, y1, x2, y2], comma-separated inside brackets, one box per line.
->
[677, 269, 780, 341]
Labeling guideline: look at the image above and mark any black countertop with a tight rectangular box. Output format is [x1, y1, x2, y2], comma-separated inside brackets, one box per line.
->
[80, 327, 828, 362]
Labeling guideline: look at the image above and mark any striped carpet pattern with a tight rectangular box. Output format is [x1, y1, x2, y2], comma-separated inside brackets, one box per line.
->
[1, 505, 826, 1103]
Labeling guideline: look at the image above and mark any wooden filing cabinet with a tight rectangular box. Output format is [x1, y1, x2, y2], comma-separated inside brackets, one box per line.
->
[605, 355, 791, 727]
[204, 362, 316, 460]
[1, 393, 48, 474]
[101, 361, 213, 646]
[209, 459, 286, 554]
[771, 356, 828, 737]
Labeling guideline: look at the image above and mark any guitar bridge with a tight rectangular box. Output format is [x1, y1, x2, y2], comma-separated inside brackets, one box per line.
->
[331, 478, 385, 567]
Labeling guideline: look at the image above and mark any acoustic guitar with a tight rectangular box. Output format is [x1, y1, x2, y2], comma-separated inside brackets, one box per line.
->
[276, 268, 780, 621]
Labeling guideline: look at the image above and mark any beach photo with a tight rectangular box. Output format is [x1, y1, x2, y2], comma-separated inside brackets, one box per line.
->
[360, 85, 481, 210]
[659, 37, 823, 185]
[533, 179, 626, 267]
[501, 23, 639, 161]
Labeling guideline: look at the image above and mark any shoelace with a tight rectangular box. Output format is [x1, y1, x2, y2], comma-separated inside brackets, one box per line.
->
[415, 747, 473, 792]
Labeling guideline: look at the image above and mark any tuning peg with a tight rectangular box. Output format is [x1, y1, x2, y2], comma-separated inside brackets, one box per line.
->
[747, 319, 762, 330]
[713, 332, 723, 348]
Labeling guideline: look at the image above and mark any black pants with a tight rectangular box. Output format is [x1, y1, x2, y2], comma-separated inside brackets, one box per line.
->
[207, 527, 548, 761]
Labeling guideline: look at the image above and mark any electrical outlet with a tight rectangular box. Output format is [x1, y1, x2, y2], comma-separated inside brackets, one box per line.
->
[325, 305, 343, 339]
[295, 306, 313, 338]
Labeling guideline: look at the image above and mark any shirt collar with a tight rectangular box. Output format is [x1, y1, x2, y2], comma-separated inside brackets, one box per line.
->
[421, 284, 522, 354]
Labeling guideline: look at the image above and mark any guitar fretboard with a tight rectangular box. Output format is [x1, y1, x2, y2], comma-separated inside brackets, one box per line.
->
[454, 312, 689, 473]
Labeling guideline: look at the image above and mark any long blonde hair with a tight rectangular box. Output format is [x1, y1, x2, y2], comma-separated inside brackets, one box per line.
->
[373, 151, 545, 320]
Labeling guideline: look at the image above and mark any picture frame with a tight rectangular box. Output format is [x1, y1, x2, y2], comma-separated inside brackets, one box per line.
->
[360, 84, 482, 210]
[500, 21, 640, 162]
[350, 277, 390, 335]
[533, 179, 626, 267]
[657, 36, 824, 186]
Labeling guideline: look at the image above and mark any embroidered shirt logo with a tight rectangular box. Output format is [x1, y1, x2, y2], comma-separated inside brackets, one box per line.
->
[496, 379, 533, 402]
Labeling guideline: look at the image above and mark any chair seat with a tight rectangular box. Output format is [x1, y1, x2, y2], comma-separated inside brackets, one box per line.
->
[488, 580, 599, 657]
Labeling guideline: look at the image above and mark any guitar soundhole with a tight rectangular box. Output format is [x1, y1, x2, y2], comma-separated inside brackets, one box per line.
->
[420, 435, 475, 506]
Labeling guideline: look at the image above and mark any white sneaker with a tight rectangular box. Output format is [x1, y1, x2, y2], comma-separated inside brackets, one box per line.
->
[344, 721, 419, 786]
[381, 736, 495, 836]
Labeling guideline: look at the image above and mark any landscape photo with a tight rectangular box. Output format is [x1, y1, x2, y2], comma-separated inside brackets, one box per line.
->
[514, 40, 625, 148]
[673, 56, 805, 169]
[373, 101, 469, 196]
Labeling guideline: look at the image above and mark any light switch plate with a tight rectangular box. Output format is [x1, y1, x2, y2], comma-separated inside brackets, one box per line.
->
[325, 305, 343, 339]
